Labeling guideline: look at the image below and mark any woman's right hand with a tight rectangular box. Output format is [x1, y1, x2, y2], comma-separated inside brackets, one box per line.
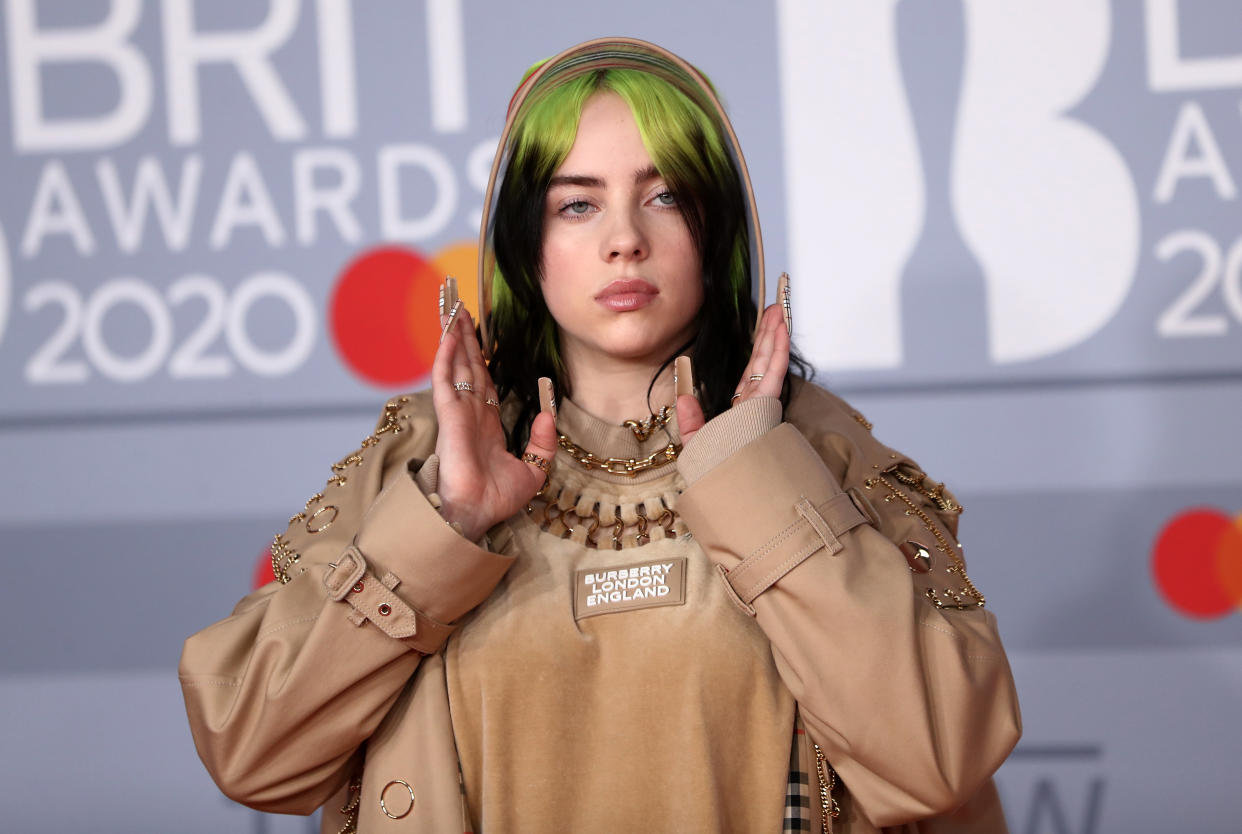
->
[431, 305, 558, 542]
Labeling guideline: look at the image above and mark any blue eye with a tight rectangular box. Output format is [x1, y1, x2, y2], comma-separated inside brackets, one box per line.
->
[653, 191, 677, 206]
[561, 200, 592, 216]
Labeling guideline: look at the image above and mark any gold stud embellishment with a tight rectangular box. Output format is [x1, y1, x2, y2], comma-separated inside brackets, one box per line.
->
[900, 541, 934, 573]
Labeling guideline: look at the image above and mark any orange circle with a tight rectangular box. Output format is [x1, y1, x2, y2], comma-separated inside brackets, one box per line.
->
[432, 241, 481, 319]
[1218, 514, 1242, 611]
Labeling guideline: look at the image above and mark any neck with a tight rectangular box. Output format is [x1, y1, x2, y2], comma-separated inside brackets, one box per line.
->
[562, 351, 677, 425]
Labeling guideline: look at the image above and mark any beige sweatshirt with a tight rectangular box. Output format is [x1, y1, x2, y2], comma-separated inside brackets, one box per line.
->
[445, 397, 793, 831]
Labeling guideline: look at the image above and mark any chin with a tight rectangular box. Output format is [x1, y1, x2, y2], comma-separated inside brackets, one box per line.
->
[601, 334, 692, 366]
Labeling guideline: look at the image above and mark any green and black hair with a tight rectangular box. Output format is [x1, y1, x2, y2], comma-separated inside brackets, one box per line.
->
[486, 64, 808, 452]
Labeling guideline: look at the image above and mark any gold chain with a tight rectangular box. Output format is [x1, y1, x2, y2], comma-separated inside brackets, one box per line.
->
[621, 405, 672, 441]
[813, 743, 842, 822]
[270, 534, 300, 585]
[866, 473, 985, 609]
[890, 465, 963, 514]
[557, 433, 680, 477]
[271, 397, 411, 586]
[336, 778, 362, 834]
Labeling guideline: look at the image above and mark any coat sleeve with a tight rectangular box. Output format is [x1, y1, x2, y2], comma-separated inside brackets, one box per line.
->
[178, 394, 517, 814]
[675, 385, 1021, 828]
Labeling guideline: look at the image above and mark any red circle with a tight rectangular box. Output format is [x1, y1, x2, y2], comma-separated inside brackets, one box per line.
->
[1151, 509, 1234, 618]
[329, 247, 441, 386]
[253, 545, 276, 590]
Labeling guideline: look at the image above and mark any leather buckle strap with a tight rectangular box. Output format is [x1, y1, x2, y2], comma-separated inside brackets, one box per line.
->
[324, 545, 458, 654]
[324, 546, 368, 601]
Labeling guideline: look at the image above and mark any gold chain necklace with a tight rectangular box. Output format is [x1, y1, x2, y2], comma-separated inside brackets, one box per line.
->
[557, 433, 680, 477]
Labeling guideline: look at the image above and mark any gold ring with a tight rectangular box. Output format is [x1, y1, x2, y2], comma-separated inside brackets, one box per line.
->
[380, 779, 415, 819]
[522, 452, 551, 473]
[731, 392, 743, 401]
[484, 397, 500, 408]
[453, 381, 474, 392]
[305, 505, 338, 534]
[748, 374, 764, 381]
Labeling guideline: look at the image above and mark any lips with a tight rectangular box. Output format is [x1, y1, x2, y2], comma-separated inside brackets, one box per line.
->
[596, 279, 658, 312]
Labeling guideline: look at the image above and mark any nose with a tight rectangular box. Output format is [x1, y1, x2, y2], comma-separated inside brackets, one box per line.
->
[601, 207, 648, 262]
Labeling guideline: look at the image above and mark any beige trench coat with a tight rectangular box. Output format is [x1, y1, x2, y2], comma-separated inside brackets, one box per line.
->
[179, 381, 1021, 832]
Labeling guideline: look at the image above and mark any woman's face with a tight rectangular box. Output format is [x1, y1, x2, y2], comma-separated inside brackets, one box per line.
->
[540, 91, 703, 372]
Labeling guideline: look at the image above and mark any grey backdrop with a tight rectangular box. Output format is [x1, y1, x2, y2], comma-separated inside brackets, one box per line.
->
[2, 1, 1240, 831]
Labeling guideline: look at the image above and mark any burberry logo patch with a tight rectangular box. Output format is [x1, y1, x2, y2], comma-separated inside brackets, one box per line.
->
[572, 557, 688, 620]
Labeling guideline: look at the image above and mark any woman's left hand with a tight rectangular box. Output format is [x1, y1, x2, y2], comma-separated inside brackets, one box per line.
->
[676, 302, 790, 446]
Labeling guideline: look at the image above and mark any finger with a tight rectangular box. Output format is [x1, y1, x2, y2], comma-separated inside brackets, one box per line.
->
[734, 305, 777, 404]
[759, 305, 790, 398]
[447, 314, 478, 406]
[431, 314, 460, 411]
[748, 305, 783, 394]
[736, 313, 764, 384]
[528, 410, 558, 455]
[457, 307, 502, 423]
[749, 306, 778, 376]
[457, 306, 485, 368]
[522, 411, 560, 493]
[442, 309, 479, 415]
[676, 393, 705, 446]
[673, 356, 705, 443]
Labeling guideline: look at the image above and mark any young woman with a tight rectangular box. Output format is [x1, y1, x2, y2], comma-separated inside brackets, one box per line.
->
[180, 38, 1020, 833]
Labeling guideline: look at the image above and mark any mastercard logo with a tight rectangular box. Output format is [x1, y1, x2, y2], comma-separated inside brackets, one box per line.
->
[1151, 508, 1242, 619]
[329, 242, 480, 386]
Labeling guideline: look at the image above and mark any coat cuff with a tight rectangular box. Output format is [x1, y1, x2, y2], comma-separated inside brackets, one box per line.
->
[324, 473, 516, 654]
[676, 396, 782, 486]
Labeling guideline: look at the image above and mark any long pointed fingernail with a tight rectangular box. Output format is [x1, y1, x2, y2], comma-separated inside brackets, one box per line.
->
[440, 299, 463, 343]
[778, 272, 792, 335]
[538, 376, 557, 420]
[674, 356, 694, 398]
[445, 275, 459, 308]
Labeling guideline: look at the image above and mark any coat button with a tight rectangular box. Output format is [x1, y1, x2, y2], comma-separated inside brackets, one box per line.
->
[380, 779, 415, 819]
[900, 541, 934, 573]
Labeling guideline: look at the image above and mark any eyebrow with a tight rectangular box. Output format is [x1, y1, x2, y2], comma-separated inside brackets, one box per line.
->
[548, 165, 662, 189]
